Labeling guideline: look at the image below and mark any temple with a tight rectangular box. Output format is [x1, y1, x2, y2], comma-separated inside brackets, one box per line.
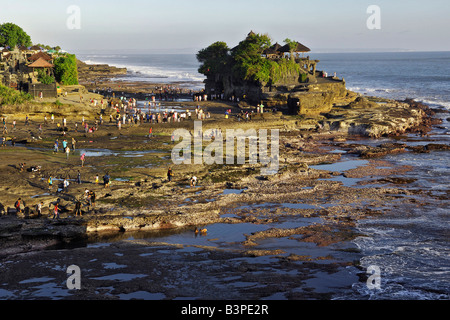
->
[0, 46, 57, 97]
[203, 32, 351, 115]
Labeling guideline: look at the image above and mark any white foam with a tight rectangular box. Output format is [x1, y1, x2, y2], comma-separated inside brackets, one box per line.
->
[348, 86, 397, 94]
[81, 58, 205, 84]
[413, 97, 450, 109]
[347, 86, 450, 110]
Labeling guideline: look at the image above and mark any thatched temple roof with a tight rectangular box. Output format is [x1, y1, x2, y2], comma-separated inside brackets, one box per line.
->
[263, 42, 282, 55]
[28, 51, 53, 62]
[28, 57, 54, 68]
[279, 41, 311, 53]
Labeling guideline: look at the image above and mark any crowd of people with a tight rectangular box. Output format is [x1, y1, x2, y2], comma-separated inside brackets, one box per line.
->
[3, 91, 242, 219]
[109, 98, 212, 131]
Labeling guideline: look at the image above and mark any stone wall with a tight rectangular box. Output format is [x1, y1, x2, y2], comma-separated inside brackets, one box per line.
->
[23, 82, 57, 98]
[287, 81, 349, 115]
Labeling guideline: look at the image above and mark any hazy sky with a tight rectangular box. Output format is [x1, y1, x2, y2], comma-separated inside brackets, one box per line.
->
[1, 0, 449, 54]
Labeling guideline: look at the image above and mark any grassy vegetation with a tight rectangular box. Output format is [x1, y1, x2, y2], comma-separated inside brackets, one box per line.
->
[0, 84, 33, 106]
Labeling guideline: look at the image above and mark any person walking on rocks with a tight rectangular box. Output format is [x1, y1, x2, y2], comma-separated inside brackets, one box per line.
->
[77, 170, 81, 184]
[52, 202, 60, 219]
[89, 190, 96, 209]
[80, 153, 85, 167]
[63, 178, 70, 192]
[103, 173, 110, 188]
[48, 176, 53, 191]
[36, 201, 43, 217]
[84, 189, 91, 210]
[190, 176, 197, 187]
[167, 167, 173, 182]
[75, 199, 82, 216]
[14, 198, 23, 214]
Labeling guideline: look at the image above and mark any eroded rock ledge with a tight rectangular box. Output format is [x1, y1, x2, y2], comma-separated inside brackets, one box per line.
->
[77, 59, 127, 83]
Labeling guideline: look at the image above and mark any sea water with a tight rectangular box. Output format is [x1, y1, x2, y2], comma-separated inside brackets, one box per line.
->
[76, 52, 205, 90]
[316, 51, 450, 300]
[314, 51, 450, 109]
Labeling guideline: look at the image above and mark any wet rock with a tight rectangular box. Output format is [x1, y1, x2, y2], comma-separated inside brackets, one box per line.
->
[423, 143, 450, 151]
[408, 143, 450, 153]
[376, 177, 417, 185]
[357, 143, 407, 158]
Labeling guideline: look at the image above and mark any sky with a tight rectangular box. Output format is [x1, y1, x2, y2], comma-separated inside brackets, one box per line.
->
[1, 0, 449, 54]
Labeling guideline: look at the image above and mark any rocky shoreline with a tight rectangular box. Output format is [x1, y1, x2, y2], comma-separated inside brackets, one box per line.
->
[1, 64, 448, 298]
[0, 93, 444, 256]
[77, 59, 127, 82]
[77, 59, 199, 102]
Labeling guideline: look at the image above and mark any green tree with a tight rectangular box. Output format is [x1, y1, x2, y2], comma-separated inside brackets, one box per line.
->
[198, 32, 305, 87]
[231, 33, 272, 84]
[37, 69, 55, 84]
[54, 54, 79, 85]
[197, 41, 230, 75]
[0, 23, 32, 48]
[283, 38, 297, 60]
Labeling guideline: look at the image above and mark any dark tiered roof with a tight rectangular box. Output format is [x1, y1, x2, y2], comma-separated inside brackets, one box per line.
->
[263, 42, 282, 55]
[279, 41, 311, 53]
[246, 30, 256, 38]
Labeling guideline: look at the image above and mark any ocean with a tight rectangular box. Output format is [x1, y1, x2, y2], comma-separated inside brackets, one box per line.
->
[313, 51, 450, 109]
[313, 51, 450, 299]
[77, 52, 206, 89]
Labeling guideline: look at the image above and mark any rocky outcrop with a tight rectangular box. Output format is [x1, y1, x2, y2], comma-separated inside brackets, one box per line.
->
[206, 73, 351, 115]
[286, 81, 350, 115]
[77, 59, 127, 83]
[319, 97, 430, 138]
[0, 215, 87, 256]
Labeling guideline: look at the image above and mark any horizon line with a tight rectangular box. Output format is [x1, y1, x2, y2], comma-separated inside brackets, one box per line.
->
[72, 48, 450, 55]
